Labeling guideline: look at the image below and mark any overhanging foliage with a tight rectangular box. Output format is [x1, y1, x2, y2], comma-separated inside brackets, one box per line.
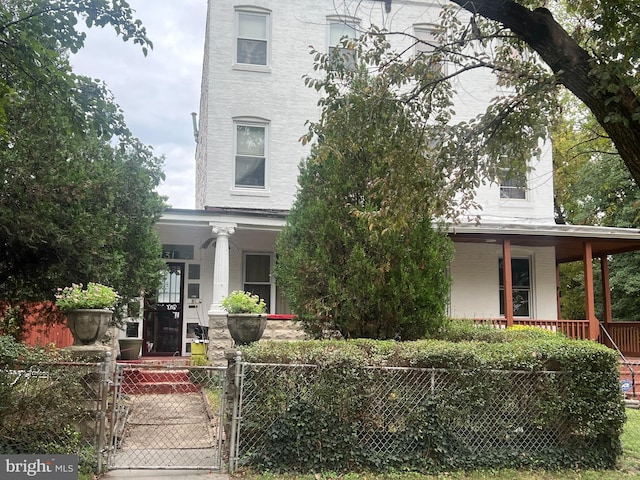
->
[0, 1, 166, 312]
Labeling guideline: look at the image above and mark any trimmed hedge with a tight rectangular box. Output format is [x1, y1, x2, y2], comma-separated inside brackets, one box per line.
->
[239, 326, 624, 473]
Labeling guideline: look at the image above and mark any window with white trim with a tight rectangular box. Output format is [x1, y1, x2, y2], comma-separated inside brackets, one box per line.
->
[235, 9, 270, 66]
[499, 257, 531, 317]
[413, 24, 443, 74]
[234, 121, 267, 188]
[499, 167, 527, 199]
[244, 253, 272, 313]
[328, 18, 358, 68]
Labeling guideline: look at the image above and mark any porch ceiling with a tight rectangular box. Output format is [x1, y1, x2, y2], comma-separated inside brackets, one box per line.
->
[449, 223, 640, 263]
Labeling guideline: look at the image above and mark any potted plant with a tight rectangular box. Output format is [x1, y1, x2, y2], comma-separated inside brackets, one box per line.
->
[55, 283, 120, 346]
[221, 290, 267, 345]
[118, 298, 144, 360]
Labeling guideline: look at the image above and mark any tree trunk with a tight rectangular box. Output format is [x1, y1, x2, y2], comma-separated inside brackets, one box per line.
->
[448, 0, 640, 184]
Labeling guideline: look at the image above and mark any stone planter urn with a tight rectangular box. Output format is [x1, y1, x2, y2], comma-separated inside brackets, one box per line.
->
[227, 314, 267, 345]
[66, 309, 113, 346]
[118, 338, 143, 360]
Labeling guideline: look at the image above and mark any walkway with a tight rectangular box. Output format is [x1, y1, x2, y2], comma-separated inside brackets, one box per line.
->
[110, 391, 220, 469]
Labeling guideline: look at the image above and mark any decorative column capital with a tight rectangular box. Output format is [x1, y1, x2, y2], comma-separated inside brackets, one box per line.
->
[211, 225, 235, 236]
[209, 223, 236, 316]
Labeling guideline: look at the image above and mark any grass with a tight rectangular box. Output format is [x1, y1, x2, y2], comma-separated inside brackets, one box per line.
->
[237, 470, 640, 480]
[233, 407, 640, 480]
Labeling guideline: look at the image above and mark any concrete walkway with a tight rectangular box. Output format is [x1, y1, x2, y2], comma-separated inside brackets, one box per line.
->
[102, 469, 229, 479]
[109, 392, 223, 470]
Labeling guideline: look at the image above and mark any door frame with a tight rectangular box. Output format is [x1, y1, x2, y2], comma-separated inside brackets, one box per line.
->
[143, 262, 185, 356]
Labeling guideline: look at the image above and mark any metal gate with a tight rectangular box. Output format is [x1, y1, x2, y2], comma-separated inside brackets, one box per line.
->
[107, 362, 226, 470]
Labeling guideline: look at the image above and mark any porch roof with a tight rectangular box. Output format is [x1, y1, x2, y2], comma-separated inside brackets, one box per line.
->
[159, 209, 640, 263]
[159, 207, 287, 230]
[449, 223, 640, 263]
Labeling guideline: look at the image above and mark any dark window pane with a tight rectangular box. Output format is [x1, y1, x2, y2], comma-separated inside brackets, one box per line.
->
[187, 283, 200, 299]
[188, 264, 200, 280]
[237, 39, 267, 65]
[512, 258, 530, 287]
[513, 290, 530, 316]
[499, 258, 531, 317]
[235, 156, 265, 187]
[246, 255, 271, 282]
[244, 284, 270, 312]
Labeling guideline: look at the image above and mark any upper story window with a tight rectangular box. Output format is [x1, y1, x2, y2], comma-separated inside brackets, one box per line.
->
[499, 167, 527, 199]
[235, 8, 270, 66]
[413, 24, 442, 73]
[234, 120, 267, 189]
[327, 17, 358, 68]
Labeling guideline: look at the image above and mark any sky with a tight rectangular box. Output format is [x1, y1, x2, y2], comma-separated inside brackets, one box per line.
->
[70, 0, 208, 209]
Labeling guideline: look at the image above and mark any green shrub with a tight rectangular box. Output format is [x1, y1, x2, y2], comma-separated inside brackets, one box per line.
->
[239, 336, 624, 473]
[0, 336, 97, 474]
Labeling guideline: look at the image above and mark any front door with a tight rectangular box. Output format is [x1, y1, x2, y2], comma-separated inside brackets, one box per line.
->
[143, 263, 184, 355]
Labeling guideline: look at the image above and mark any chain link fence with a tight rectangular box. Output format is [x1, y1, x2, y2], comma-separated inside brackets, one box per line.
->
[109, 363, 226, 470]
[233, 362, 602, 471]
[2, 354, 638, 474]
[0, 356, 227, 474]
[0, 359, 108, 475]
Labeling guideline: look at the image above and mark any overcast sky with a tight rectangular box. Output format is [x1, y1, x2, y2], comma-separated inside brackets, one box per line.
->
[70, 0, 208, 209]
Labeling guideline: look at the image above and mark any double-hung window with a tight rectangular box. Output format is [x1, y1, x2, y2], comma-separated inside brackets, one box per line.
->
[499, 167, 527, 199]
[244, 253, 272, 313]
[236, 9, 270, 66]
[328, 18, 358, 68]
[413, 24, 443, 74]
[234, 121, 267, 189]
[499, 258, 531, 317]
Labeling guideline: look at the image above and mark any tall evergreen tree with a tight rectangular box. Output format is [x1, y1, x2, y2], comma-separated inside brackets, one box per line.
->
[276, 38, 454, 340]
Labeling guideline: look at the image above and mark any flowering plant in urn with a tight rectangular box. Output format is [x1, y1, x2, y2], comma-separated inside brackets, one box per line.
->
[222, 291, 267, 345]
[55, 283, 120, 346]
[221, 290, 266, 314]
[55, 283, 119, 310]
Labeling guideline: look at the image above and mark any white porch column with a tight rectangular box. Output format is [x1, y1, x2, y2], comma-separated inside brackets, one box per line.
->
[208, 225, 235, 315]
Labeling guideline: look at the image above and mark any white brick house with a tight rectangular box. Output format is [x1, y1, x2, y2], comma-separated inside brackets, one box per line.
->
[141, 0, 640, 360]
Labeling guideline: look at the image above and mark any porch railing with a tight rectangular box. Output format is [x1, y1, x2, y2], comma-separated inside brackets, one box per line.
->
[473, 318, 640, 357]
[473, 318, 590, 340]
[603, 322, 640, 357]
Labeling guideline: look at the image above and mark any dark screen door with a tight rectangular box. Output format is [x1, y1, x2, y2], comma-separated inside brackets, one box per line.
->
[143, 263, 184, 355]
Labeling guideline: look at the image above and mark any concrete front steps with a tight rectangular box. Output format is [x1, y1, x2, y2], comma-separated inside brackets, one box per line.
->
[120, 358, 200, 394]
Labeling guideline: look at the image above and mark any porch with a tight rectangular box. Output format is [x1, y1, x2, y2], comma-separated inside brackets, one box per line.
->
[473, 318, 640, 357]
[452, 222, 640, 358]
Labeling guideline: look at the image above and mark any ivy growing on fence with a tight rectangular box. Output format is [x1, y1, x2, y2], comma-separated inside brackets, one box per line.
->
[238, 329, 624, 473]
[0, 336, 99, 476]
